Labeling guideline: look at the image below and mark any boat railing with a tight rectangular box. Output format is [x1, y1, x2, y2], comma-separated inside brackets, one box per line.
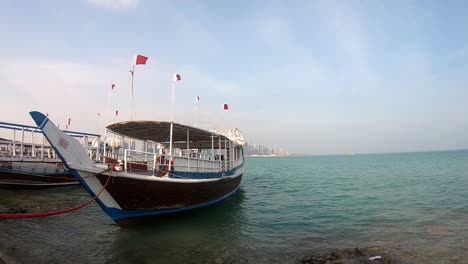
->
[0, 160, 67, 175]
[170, 155, 223, 173]
[122, 149, 154, 173]
[0, 121, 102, 162]
[121, 148, 242, 175]
[171, 155, 243, 173]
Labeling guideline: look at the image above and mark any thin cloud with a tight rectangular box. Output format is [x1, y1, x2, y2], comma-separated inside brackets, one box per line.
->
[87, 0, 139, 9]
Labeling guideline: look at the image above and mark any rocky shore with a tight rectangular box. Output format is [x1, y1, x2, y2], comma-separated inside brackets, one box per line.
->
[297, 246, 405, 264]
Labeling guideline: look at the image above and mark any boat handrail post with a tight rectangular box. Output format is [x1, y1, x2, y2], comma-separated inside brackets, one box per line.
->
[218, 136, 221, 171]
[96, 136, 101, 162]
[152, 153, 157, 176]
[41, 133, 45, 160]
[20, 127, 25, 159]
[145, 140, 148, 160]
[187, 129, 190, 172]
[124, 148, 128, 173]
[224, 139, 227, 172]
[12, 129, 16, 157]
[211, 135, 214, 172]
[31, 130, 35, 158]
[103, 128, 107, 162]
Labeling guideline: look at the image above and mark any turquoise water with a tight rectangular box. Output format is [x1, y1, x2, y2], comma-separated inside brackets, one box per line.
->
[1, 150, 468, 263]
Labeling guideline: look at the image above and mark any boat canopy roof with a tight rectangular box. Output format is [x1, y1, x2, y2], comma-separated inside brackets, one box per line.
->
[107, 121, 232, 149]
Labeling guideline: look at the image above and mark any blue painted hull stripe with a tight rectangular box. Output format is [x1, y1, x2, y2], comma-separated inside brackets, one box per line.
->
[39, 117, 49, 130]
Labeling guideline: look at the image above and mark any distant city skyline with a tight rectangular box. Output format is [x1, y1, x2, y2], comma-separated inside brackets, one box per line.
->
[1, 0, 468, 155]
[244, 142, 289, 156]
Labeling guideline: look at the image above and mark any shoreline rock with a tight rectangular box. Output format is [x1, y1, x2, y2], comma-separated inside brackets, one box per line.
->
[297, 246, 404, 264]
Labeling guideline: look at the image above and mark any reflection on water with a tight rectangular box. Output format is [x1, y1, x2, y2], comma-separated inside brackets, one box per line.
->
[0, 187, 248, 264]
[108, 189, 247, 263]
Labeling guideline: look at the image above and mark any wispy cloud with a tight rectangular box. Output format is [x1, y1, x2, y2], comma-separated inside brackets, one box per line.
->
[87, 0, 139, 9]
[0, 55, 241, 134]
[0, 56, 133, 131]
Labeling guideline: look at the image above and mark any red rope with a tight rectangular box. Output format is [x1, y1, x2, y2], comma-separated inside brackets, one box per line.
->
[0, 167, 113, 219]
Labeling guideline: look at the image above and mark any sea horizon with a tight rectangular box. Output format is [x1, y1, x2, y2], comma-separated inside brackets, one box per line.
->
[264, 148, 468, 157]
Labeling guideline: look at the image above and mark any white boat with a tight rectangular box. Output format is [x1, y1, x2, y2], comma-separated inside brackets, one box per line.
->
[0, 121, 101, 187]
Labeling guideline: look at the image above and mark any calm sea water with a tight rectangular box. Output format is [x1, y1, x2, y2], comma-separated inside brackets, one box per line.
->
[1, 150, 468, 263]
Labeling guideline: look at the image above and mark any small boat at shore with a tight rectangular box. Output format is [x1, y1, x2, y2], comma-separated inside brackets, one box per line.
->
[30, 111, 245, 225]
[0, 121, 101, 187]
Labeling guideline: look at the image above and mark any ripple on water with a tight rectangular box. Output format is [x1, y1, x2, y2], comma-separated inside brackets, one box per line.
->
[1, 151, 468, 263]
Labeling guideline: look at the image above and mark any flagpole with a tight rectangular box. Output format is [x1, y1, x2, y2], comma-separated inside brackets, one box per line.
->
[168, 80, 176, 172]
[195, 98, 199, 127]
[130, 65, 135, 120]
[96, 113, 100, 134]
[106, 85, 112, 128]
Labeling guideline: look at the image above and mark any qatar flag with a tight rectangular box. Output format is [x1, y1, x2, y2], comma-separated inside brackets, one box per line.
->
[115, 110, 119, 117]
[135, 54, 148, 65]
[223, 104, 229, 110]
[174, 73, 181, 82]
[67, 117, 71, 125]
[111, 84, 115, 90]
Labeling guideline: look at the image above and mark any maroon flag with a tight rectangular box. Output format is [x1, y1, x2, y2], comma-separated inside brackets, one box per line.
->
[174, 73, 181, 82]
[135, 55, 148, 65]
[223, 104, 229, 110]
[115, 110, 119, 117]
[67, 117, 71, 125]
[111, 84, 115, 90]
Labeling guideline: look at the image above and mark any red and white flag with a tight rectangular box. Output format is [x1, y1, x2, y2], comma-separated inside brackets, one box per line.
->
[174, 73, 181, 82]
[223, 104, 229, 110]
[134, 54, 148, 65]
[111, 84, 115, 90]
[115, 110, 119, 117]
[67, 117, 71, 126]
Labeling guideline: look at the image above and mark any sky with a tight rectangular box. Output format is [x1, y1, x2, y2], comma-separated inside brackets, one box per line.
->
[1, 0, 468, 155]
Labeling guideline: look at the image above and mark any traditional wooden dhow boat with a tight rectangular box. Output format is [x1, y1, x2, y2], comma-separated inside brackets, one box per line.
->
[0, 121, 101, 187]
[30, 111, 245, 225]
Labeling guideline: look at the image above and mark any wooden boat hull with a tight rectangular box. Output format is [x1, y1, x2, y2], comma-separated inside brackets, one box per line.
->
[95, 173, 242, 210]
[0, 167, 78, 187]
[68, 166, 243, 224]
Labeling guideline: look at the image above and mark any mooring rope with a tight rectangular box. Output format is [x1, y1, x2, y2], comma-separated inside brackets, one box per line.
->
[0, 166, 114, 219]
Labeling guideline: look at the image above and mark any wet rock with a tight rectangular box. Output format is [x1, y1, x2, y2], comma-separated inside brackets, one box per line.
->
[297, 246, 405, 264]
[354, 248, 364, 256]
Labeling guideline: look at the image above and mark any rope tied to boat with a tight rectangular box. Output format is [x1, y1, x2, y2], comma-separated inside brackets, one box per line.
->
[0, 164, 115, 219]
